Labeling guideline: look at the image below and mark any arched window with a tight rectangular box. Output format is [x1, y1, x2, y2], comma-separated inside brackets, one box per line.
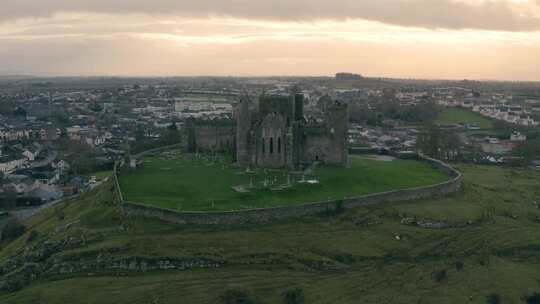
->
[262, 137, 265, 154]
[278, 137, 281, 154]
[270, 137, 274, 154]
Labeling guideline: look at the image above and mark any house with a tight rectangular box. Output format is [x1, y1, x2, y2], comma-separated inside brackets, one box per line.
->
[22, 143, 42, 161]
[510, 132, 527, 142]
[62, 186, 78, 196]
[7, 179, 34, 194]
[0, 129, 32, 142]
[0, 156, 27, 174]
[53, 160, 70, 174]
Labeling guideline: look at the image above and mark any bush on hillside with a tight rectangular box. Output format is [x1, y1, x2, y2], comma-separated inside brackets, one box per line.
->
[486, 293, 501, 304]
[1, 219, 26, 241]
[526, 293, 540, 304]
[220, 289, 261, 304]
[282, 288, 305, 304]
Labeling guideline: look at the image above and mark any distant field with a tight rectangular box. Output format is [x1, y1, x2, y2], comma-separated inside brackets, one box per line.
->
[118, 152, 449, 211]
[180, 94, 237, 104]
[435, 108, 494, 129]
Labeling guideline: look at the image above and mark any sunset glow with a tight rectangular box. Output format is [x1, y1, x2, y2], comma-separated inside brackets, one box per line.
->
[1, 0, 540, 80]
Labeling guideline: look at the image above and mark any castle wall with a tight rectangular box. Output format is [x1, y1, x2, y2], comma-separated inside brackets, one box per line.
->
[258, 95, 295, 127]
[189, 122, 235, 153]
[302, 129, 345, 165]
[236, 99, 251, 166]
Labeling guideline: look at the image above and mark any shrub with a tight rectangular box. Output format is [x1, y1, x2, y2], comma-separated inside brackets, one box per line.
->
[26, 230, 39, 243]
[54, 207, 65, 221]
[526, 293, 540, 304]
[455, 261, 464, 271]
[321, 200, 345, 217]
[335, 200, 345, 214]
[1, 219, 26, 241]
[283, 288, 305, 304]
[486, 293, 501, 304]
[220, 289, 260, 304]
[432, 269, 447, 283]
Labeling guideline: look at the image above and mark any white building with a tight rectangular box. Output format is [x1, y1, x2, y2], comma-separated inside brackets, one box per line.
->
[510, 132, 527, 142]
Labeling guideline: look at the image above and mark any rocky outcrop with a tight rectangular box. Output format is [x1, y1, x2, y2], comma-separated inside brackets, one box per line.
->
[0, 235, 223, 292]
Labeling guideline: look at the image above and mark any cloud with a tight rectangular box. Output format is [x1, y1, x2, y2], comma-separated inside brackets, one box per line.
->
[1, 33, 539, 80]
[1, 0, 540, 32]
[1, 0, 540, 79]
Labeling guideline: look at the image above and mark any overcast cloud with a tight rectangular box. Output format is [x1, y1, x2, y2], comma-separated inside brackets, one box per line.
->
[1, 0, 540, 79]
[1, 0, 540, 31]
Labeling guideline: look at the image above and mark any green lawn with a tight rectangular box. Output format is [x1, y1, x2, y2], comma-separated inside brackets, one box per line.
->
[435, 108, 494, 129]
[118, 152, 449, 211]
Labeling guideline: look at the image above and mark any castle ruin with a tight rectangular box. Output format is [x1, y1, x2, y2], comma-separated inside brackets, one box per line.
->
[188, 93, 348, 169]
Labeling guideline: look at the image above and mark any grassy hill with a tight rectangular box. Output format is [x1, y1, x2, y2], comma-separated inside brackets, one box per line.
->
[0, 164, 539, 303]
[119, 153, 448, 211]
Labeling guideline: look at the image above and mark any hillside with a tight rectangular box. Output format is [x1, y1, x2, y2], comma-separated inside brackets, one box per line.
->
[0, 164, 539, 303]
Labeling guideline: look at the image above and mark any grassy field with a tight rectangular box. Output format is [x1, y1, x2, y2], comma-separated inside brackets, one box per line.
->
[84, 170, 113, 182]
[180, 94, 237, 104]
[435, 108, 494, 129]
[118, 152, 449, 211]
[0, 164, 539, 303]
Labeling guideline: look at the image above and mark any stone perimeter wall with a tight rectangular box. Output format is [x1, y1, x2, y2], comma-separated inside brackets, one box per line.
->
[115, 149, 462, 225]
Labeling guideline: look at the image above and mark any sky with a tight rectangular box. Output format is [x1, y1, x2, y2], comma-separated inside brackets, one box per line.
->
[1, 0, 540, 80]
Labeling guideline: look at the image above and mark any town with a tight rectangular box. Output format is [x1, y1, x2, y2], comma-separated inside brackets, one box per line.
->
[0, 75, 539, 214]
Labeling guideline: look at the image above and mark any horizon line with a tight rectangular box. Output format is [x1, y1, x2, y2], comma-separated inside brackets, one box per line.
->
[1, 73, 540, 84]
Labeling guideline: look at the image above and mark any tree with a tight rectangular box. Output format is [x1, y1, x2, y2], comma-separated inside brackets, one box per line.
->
[417, 123, 443, 158]
[135, 125, 146, 142]
[349, 102, 383, 126]
[0, 187, 18, 209]
[417, 123, 462, 161]
[432, 269, 447, 283]
[89, 103, 103, 112]
[486, 293, 501, 304]
[526, 293, 540, 304]
[441, 131, 462, 161]
[161, 122, 182, 146]
[283, 288, 305, 304]
[515, 139, 540, 165]
[26, 230, 39, 243]
[13, 107, 27, 118]
[0, 100, 15, 116]
[220, 289, 260, 304]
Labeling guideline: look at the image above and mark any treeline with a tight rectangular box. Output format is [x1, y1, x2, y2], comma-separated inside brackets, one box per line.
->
[130, 123, 184, 155]
[56, 138, 113, 176]
[349, 98, 441, 126]
[417, 124, 462, 161]
[0, 193, 43, 210]
[515, 138, 540, 164]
